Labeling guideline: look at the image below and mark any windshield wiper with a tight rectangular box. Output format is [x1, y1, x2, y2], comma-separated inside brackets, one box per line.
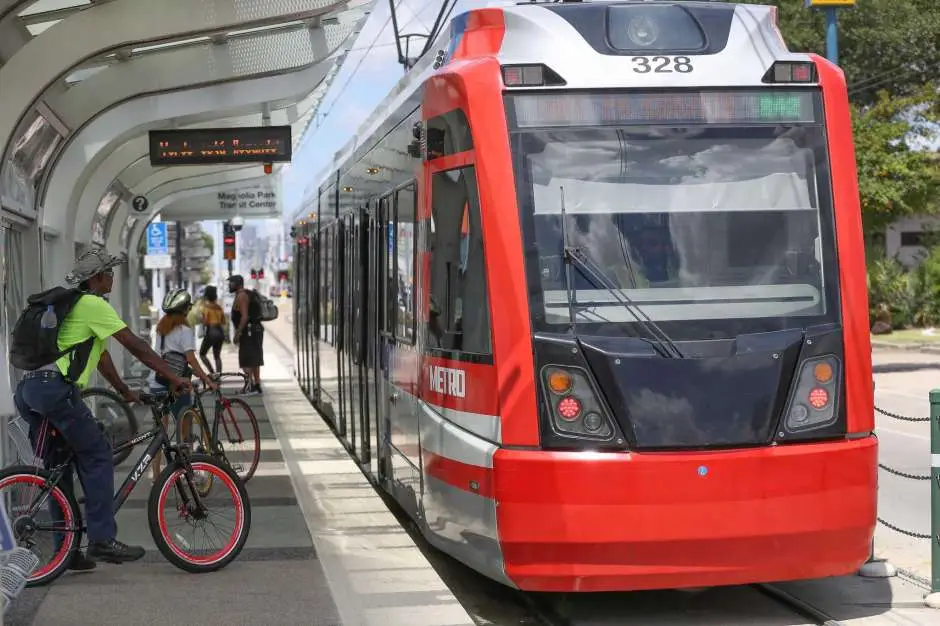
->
[562, 245, 685, 359]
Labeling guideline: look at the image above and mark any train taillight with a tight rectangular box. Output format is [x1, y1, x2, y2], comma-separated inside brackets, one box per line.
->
[540, 366, 614, 439]
[501, 64, 566, 88]
[781, 355, 841, 434]
[763, 61, 817, 84]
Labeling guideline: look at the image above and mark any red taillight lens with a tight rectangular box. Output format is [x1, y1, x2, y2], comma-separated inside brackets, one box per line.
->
[807, 387, 829, 409]
[557, 397, 582, 421]
[782, 355, 840, 435]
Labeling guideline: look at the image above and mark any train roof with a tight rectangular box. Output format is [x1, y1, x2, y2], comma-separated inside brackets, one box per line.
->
[294, 0, 812, 223]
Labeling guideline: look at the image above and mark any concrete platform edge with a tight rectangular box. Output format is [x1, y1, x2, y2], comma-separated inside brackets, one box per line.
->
[261, 366, 476, 626]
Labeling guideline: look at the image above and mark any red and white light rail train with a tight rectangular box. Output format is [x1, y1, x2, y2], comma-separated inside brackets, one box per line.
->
[289, 0, 876, 593]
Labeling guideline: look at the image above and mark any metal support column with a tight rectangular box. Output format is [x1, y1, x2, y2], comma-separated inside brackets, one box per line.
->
[928, 391, 940, 607]
[825, 7, 839, 64]
[175, 221, 183, 289]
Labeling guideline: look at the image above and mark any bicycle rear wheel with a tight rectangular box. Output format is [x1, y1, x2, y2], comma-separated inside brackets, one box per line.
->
[148, 454, 251, 573]
[213, 397, 261, 482]
[80, 387, 139, 466]
[0, 466, 83, 587]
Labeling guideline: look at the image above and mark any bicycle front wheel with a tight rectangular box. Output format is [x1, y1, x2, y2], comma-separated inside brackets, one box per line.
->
[147, 454, 251, 573]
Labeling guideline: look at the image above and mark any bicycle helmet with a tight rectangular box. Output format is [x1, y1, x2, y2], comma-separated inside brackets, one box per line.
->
[162, 288, 192, 314]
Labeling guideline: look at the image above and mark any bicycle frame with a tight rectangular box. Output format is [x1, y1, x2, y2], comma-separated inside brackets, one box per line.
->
[193, 372, 249, 449]
[33, 397, 205, 524]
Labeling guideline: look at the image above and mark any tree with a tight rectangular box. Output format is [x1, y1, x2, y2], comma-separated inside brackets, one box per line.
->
[752, 1, 940, 236]
[760, 0, 940, 107]
[852, 87, 940, 235]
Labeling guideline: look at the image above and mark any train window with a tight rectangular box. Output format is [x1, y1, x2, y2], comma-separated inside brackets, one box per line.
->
[396, 184, 417, 343]
[426, 109, 473, 159]
[426, 166, 492, 355]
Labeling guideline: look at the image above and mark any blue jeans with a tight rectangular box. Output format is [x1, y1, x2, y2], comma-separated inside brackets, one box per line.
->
[14, 376, 116, 543]
[149, 385, 191, 420]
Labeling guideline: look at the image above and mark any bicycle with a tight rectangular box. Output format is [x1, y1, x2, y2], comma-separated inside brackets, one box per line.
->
[176, 372, 261, 491]
[0, 391, 252, 587]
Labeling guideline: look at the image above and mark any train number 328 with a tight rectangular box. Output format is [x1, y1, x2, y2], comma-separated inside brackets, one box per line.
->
[631, 56, 694, 74]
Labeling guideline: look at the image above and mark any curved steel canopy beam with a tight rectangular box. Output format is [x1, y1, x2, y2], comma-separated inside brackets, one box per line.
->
[0, 0, 346, 160]
[40, 19, 344, 208]
[43, 59, 333, 256]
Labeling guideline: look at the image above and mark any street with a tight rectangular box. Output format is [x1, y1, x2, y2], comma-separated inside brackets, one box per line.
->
[872, 348, 937, 582]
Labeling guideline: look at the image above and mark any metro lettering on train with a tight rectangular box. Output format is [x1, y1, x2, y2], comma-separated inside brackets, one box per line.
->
[290, 0, 877, 593]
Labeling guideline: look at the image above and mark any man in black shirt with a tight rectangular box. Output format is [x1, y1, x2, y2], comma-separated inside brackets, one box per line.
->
[228, 275, 264, 395]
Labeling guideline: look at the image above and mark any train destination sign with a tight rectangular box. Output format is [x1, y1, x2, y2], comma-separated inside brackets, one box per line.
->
[148, 126, 292, 166]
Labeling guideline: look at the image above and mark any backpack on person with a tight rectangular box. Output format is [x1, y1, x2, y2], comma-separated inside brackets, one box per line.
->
[9, 287, 95, 382]
[247, 289, 278, 323]
[154, 332, 193, 388]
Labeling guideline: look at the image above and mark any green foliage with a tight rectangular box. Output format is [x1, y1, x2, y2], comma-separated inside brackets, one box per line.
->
[200, 231, 215, 257]
[749, 1, 940, 237]
[757, 0, 940, 106]
[867, 245, 940, 329]
[852, 88, 940, 233]
[867, 256, 915, 328]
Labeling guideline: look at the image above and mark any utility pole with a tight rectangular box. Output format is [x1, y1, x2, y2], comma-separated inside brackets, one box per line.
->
[804, 0, 855, 65]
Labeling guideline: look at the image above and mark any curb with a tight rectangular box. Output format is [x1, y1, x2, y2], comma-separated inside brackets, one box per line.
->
[872, 339, 940, 355]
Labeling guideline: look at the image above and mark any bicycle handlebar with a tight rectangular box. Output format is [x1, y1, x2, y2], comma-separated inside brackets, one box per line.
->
[208, 371, 248, 383]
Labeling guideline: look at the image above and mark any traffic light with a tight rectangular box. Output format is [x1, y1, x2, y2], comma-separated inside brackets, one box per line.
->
[258, 269, 265, 279]
[250, 268, 258, 279]
[222, 221, 236, 261]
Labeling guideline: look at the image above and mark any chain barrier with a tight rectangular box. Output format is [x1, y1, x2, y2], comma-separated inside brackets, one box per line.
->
[870, 395, 939, 598]
[875, 405, 932, 422]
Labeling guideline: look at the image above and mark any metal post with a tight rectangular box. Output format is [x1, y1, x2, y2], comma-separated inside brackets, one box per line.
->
[175, 221, 183, 289]
[928, 391, 940, 607]
[825, 7, 839, 64]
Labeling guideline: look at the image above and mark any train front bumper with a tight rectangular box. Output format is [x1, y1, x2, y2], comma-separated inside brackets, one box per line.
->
[492, 435, 877, 592]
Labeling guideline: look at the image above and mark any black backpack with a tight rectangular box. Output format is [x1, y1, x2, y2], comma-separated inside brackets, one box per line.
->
[247, 289, 278, 323]
[10, 287, 95, 383]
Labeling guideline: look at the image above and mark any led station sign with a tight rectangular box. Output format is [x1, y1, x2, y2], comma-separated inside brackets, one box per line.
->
[148, 126, 292, 166]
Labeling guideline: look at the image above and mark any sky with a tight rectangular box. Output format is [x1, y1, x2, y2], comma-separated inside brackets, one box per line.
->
[279, 0, 470, 220]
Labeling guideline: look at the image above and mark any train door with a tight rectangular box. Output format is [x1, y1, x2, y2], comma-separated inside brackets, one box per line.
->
[336, 219, 349, 442]
[375, 196, 395, 482]
[384, 184, 421, 514]
[303, 234, 314, 396]
[368, 202, 384, 478]
[345, 212, 360, 456]
[356, 206, 371, 466]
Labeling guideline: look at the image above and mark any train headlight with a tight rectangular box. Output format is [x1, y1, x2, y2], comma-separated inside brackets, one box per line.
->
[540, 365, 614, 440]
[782, 355, 841, 433]
[626, 15, 659, 48]
[607, 5, 705, 53]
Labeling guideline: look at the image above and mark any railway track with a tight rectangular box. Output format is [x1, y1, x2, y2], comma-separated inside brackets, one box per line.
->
[513, 582, 843, 626]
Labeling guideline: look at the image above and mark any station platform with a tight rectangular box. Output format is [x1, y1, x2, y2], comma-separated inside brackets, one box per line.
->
[4, 338, 474, 626]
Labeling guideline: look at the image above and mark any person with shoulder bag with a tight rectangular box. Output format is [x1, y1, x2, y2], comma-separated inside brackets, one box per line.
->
[198, 285, 226, 374]
[149, 289, 217, 482]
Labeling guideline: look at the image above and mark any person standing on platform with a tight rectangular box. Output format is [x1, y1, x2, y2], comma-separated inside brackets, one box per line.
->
[228, 274, 265, 395]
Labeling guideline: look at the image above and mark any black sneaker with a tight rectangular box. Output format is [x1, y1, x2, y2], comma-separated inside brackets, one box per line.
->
[68, 551, 97, 571]
[87, 539, 145, 564]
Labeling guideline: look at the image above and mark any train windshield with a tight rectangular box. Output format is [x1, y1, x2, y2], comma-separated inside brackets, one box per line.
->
[506, 90, 840, 340]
